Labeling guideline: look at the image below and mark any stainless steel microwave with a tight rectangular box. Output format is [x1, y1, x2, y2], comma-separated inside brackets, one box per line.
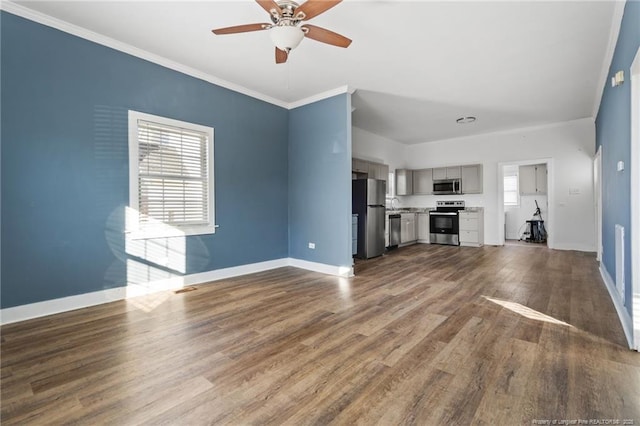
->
[433, 179, 461, 195]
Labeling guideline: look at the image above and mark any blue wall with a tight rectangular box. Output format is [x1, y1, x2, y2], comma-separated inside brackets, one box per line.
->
[288, 94, 352, 268]
[595, 0, 640, 316]
[1, 12, 290, 308]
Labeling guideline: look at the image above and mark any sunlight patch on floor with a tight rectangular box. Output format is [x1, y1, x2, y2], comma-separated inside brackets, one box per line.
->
[483, 296, 573, 327]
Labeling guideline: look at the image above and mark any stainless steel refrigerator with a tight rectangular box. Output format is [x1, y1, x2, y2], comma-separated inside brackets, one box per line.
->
[352, 179, 386, 259]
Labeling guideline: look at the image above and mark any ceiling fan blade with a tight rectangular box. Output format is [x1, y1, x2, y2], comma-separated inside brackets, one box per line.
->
[256, 0, 282, 17]
[295, 0, 342, 20]
[302, 24, 351, 48]
[212, 23, 270, 35]
[275, 48, 288, 64]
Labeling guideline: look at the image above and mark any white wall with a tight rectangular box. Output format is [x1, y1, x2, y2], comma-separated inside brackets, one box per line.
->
[352, 126, 406, 171]
[399, 118, 596, 250]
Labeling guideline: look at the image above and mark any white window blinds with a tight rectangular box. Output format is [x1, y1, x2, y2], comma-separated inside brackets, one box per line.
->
[504, 174, 519, 206]
[129, 111, 215, 237]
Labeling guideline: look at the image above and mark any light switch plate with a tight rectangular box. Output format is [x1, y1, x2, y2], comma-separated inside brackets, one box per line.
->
[617, 161, 625, 171]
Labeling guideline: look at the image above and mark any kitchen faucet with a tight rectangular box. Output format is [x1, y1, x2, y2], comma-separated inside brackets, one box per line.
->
[390, 197, 399, 211]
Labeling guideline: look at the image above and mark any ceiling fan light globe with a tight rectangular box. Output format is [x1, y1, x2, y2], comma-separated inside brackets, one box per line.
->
[270, 25, 304, 51]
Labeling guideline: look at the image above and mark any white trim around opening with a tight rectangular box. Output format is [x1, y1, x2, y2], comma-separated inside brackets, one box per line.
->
[497, 158, 554, 249]
[630, 46, 640, 351]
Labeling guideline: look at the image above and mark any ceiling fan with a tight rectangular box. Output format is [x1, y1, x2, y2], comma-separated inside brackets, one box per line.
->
[212, 0, 352, 64]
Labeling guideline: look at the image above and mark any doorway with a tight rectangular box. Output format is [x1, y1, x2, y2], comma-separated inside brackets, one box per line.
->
[497, 159, 554, 248]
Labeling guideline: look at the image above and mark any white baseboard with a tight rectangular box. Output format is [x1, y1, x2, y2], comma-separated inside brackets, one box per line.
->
[0, 257, 352, 325]
[599, 264, 634, 349]
[551, 243, 596, 252]
[288, 258, 354, 278]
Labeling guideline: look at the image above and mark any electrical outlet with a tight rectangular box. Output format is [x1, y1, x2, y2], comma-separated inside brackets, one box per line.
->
[308, 242, 315, 249]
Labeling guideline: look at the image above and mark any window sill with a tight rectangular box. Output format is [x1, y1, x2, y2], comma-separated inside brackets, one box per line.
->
[127, 225, 216, 240]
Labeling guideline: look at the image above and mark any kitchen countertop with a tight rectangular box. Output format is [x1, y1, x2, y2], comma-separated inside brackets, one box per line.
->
[386, 207, 483, 214]
[386, 208, 434, 214]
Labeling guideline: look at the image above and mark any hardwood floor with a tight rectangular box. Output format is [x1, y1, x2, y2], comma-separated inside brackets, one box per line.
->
[2, 244, 639, 425]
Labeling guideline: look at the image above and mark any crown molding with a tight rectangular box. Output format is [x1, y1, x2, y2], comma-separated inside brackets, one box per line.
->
[288, 85, 353, 109]
[0, 1, 293, 109]
[0, 2, 356, 111]
[592, 0, 626, 119]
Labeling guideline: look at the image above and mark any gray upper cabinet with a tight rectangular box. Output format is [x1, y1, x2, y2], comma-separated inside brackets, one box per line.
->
[446, 166, 461, 179]
[461, 164, 483, 194]
[352, 158, 390, 186]
[432, 167, 447, 180]
[396, 169, 413, 195]
[368, 162, 379, 178]
[370, 163, 388, 181]
[352, 158, 368, 174]
[379, 163, 389, 181]
[519, 164, 547, 195]
[413, 169, 433, 194]
[433, 166, 461, 180]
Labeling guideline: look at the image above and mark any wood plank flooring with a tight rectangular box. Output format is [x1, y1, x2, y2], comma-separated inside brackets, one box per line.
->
[2, 244, 639, 425]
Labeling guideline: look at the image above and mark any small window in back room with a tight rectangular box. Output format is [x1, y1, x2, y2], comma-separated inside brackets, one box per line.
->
[504, 167, 519, 206]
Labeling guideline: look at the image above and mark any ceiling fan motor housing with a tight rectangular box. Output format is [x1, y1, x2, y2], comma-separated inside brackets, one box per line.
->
[271, 1, 301, 23]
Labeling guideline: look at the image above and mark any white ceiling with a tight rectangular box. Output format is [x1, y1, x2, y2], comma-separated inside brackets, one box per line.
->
[10, 1, 618, 144]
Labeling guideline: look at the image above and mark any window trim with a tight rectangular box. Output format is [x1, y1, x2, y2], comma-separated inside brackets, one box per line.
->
[128, 110, 215, 239]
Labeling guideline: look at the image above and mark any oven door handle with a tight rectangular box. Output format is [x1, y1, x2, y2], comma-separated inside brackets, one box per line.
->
[429, 212, 458, 216]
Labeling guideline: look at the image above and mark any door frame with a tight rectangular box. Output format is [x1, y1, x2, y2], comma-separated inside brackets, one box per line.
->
[497, 158, 554, 248]
[594, 145, 603, 262]
[630, 47, 640, 351]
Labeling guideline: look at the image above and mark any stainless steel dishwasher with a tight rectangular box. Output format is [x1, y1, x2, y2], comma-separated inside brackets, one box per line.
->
[389, 214, 401, 248]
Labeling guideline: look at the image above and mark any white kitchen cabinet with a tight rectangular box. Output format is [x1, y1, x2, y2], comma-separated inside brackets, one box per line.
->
[396, 169, 413, 195]
[519, 164, 547, 195]
[417, 212, 430, 243]
[459, 209, 484, 247]
[461, 164, 483, 194]
[400, 213, 417, 245]
[433, 166, 461, 180]
[413, 169, 433, 195]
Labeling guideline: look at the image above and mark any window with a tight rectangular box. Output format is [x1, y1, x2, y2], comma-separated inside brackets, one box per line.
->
[504, 170, 519, 206]
[387, 170, 395, 197]
[128, 111, 214, 238]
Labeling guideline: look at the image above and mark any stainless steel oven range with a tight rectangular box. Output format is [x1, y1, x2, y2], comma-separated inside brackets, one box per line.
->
[429, 200, 465, 245]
